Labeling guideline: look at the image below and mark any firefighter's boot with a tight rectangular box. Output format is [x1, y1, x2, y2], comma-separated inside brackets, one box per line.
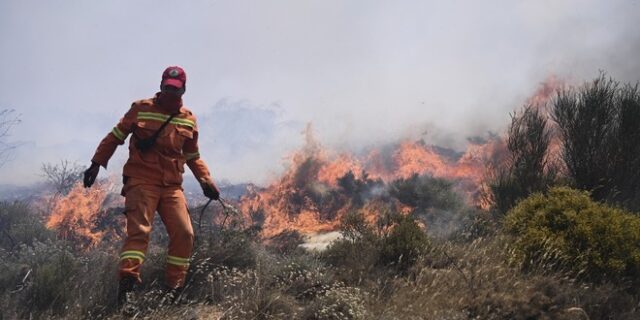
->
[117, 276, 137, 307]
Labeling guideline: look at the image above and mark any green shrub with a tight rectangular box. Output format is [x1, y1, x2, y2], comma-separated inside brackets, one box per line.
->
[0, 241, 79, 317]
[199, 223, 260, 270]
[185, 222, 262, 302]
[389, 174, 471, 238]
[0, 201, 53, 251]
[504, 187, 640, 283]
[322, 235, 379, 284]
[378, 214, 430, 273]
[267, 229, 305, 255]
[322, 210, 383, 284]
[324, 211, 430, 279]
[451, 210, 500, 242]
[389, 174, 463, 211]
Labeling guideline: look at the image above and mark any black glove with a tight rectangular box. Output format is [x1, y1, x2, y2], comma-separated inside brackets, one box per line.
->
[200, 179, 220, 200]
[83, 162, 100, 188]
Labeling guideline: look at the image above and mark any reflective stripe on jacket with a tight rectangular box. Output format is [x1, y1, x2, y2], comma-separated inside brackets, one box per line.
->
[91, 93, 212, 186]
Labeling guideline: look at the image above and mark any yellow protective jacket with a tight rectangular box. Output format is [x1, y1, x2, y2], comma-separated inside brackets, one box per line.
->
[91, 93, 213, 187]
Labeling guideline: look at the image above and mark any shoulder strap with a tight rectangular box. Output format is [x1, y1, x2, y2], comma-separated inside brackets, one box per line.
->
[135, 112, 180, 151]
[152, 112, 179, 138]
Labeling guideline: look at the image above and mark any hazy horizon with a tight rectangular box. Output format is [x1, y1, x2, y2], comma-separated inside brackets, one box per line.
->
[1, 0, 639, 187]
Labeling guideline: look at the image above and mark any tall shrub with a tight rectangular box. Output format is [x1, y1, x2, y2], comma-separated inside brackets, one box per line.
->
[489, 104, 557, 214]
[553, 74, 640, 210]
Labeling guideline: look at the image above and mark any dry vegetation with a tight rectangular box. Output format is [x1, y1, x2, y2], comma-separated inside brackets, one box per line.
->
[1, 75, 640, 319]
[2, 184, 639, 319]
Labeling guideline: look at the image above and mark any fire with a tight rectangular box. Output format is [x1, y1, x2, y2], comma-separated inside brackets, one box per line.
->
[239, 78, 566, 238]
[41, 77, 566, 245]
[528, 75, 564, 109]
[46, 180, 124, 249]
[365, 140, 493, 184]
[526, 75, 565, 164]
[372, 141, 451, 180]
[238, 128, 357, 238]
[239, 128, 498, 238]
[317, 154, 362, 187]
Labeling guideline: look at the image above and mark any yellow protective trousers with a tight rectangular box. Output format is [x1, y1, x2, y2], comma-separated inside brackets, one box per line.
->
[119, 179, 194, 289]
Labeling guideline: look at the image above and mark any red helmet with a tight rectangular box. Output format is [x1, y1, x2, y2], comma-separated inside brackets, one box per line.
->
[161, 66, 187, 89]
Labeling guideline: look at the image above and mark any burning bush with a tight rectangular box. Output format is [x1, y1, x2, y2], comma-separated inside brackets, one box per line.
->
[504, 187, 640, 284]
[389, 173, 473, 238]
[488, 104, 558, 215]
[239, 126, 492, 239]
[45, 182, 125, 250]
[389, 174, 463, 211]
[337, 171, 385, 208]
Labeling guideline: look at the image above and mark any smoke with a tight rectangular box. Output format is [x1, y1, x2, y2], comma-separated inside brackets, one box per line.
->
[197, 99, 306, 185]
[0, 0, 639, 186]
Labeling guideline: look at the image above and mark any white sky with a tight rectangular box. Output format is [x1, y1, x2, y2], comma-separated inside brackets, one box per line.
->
[1, 0, 639, 186]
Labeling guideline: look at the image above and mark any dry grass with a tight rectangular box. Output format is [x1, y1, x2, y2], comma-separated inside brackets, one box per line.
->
[2, 200, 640, 319]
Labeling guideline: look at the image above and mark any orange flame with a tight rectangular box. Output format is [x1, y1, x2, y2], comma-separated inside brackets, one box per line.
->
[528, 75, 564, 109]
[238, 77, 566, 237]
[43, 77, 566, 245]
[46, 180, 124, 249]
[239, 127, 500, 238]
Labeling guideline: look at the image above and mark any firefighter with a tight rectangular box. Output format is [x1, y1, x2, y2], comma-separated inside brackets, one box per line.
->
[83, 66, 220, 305]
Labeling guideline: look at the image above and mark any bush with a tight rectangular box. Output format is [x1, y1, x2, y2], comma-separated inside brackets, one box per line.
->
[322, 234, 380, 284]
[302, 286, 368, 320]
[504, 187, 640, 284]
[371, 237, 639, 319]
[553, 74, 640, 210]
[0, 201, 54, 251]
[0, 201, 122, 319]
[337, 171, 385, 208]
[185, 221, 262, 302]
[389, 174, 471, 238]
[451, 210, 500, 242]
[198, 223, 260, 270]
[323, 211, 430, 279]
[0, 241, 79, 317]
[270, 255, 336, 301]
[378, 214, 430, 273]
[267, 230, 305, 255]
[489, 104, 557, 215]
[389, 174, 463, 211]
[200, 265, 298, 319]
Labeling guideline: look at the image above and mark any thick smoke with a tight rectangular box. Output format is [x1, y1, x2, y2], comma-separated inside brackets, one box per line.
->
[0, 0, 638, 186]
